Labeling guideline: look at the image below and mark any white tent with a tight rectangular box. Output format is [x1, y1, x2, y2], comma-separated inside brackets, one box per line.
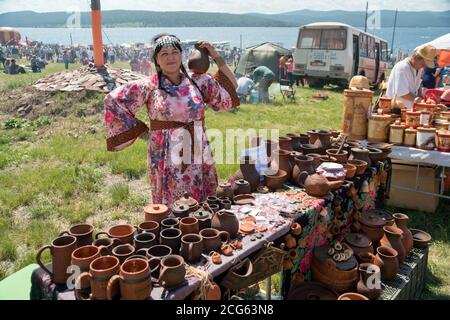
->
[427, 33, 450, 50]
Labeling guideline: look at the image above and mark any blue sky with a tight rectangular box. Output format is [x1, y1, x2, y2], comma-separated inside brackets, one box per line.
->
[0, 0, 449, 14]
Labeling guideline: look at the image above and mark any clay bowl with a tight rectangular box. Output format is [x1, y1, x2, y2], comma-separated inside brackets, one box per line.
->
[239, 221, 256, 234]
[410, 229, 432, 248]
[367, 143, 392, 161]
[347, 159, 368, 176]
[366, 147, 384, 164]
[264, 169, 288, 190]
[338, 292, 369, 300]
[301, 144, 322, 155]
[233, 194, 256, 206]
[326, 149, 348, 164]
[343, 163, 357, 179]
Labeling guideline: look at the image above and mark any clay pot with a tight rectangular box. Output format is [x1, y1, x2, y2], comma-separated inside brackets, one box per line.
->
[36, 235, 77, 285]
[160, 228, 182, 254]
[357, 263, 381, 300]
[314, 130, 333, 154]
[206, 196, 220, 206]
[199, 228, 230, 253]
[367, 142, 392, 160]
[270, 149, 293, 181]
[359, 211, 386, 243]
[232, 179, 251, 196]
[133, 232, 157, 250]
[287, 281, 338, 300]
[75, 255, 120, 300]
[347, 159, 368, 176]
[291, 222, 302, 236]
[307, 130, 319, 144]
[216, 182, 234, 201]
[174, 193, 199, 214]
[301, 143, 322, 155]
[344, 233, 373, 258]
[410, 229, 432, 248]
[232, 156, 260, 191]
[279, 136, 293, 151]
[144, 204, 170, 223]
[301, 173, 343, 198]
[112, 244, 135, 264]
[326, 149, 348, 164]
[171, 204, 191, 219]
[366, 209, 394, 226]
[367, 147, 384, 164]
[374, 246, 399, 281]
[308, 153, 322, 170]
[188, 44, 210, 74]
[343, 163, 357, 179]
[286, 133, 303, 152]
[180, 234, 204, 263]
[393, 213, 413, 254]
[193, 209, 212, 230]
[159, 255, 186, 288]
[137, 221, 160, 241]
[350, 148, 372, 167]
[146, 244, 172, 260]
[338, 292, 369, 300]
[292, 155, 315, 185]
[264, 169, 288, 190]
[380, 225, 406, 264]
[220, 199, 232, 210]
[161, 217, 180, 230]
[284, 234, 297, 249]
[179, 217, 199, 236]
[211, 209, 239, 238]
[71, 245, 107, 273]
[107, 258, 151, 300]
[59, 223, 94, 247]
[92, 237, 121, 255]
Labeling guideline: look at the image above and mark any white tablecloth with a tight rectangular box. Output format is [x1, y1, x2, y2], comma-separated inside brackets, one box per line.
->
[389, 146, 450, 167]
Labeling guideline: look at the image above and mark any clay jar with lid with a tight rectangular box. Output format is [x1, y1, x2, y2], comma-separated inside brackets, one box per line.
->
[389, 121, 406, 145]
[416, 126, 436, 150]
[144, 204, 170, 223]
[215, 182, 234, 201]
[437, 130, 450, 152]
[174, 193, 199, 214]
[359, 211, 386, 243]
[403, 128, 417, 146]
[406, 111, 421, 128]
[344, 233, 374, 258]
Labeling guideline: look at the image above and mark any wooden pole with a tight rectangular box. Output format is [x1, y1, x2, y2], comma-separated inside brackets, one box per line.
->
[91, 0, 104, 68]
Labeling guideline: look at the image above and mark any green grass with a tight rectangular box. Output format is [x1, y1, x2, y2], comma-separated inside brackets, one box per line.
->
[0, 61, 448, 300]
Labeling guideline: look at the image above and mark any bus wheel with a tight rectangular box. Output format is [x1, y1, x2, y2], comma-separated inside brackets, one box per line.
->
[308, 79, 324, 88]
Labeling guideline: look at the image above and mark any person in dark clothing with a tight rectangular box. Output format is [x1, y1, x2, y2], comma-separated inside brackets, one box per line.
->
[252, 66, 275, 103]
[422, 61, 441, 89]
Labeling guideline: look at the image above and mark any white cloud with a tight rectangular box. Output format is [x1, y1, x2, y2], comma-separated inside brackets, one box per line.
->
[0, 0, 449, 14]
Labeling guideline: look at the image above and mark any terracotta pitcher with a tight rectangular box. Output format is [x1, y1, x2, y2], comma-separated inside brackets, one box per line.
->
[36, 235, 77, 285]
[159, 255, 186, 288]
[393, 213, 413, 254]
[112, 244, 135, 264]
[374, 246, 399, 281]
[357, 263, 381, 300]
[133, 232, 157, 250]
[211, 209, 239, 238]
[106, 258, 151, 300]
[380, 225, 406, 264]
[59, 223, 94, 247]
[180, 234, 204, 263]
[314, 130, 333, 154]
[146, 244, 172, 260]
[75, 255, 120, 300]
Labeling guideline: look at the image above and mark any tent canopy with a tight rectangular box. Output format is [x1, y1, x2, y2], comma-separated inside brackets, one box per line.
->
[425, 33, 450, 67]
[235, 42, 291, 81]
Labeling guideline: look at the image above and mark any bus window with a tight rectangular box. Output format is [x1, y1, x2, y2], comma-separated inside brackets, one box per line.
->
[381, 41, 389, 61]
[359, 34, 368, 57]
[368, 36, 375, 59]
[298, 29, 321, 49]
[321, 29, 347, 50]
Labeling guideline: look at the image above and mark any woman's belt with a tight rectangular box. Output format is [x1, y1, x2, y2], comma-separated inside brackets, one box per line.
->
[150, 119, 205, 173]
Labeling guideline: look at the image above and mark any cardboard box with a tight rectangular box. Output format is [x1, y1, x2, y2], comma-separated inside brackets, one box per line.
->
[388, 159, 440, 213]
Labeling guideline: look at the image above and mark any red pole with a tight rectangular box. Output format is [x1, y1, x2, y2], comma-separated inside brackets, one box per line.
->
[91, 0, 104, 68]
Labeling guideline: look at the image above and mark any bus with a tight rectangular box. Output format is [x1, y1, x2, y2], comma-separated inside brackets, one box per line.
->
[293, 22, 389, 88]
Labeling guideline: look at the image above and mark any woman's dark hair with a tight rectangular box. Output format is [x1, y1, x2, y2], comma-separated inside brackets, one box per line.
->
[151, 33, 203, 99]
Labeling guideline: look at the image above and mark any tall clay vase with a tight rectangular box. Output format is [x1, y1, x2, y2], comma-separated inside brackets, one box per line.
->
[393, 213, 413, 254]
[232, 156, 260, 192]
[374, 246, 399, 281]
[380, 225, 406, 264]
[357, 263, 381, 300]
[314, 130, 333, 154]
[271, 149, 293, 181]
[292, 155, 315, 186]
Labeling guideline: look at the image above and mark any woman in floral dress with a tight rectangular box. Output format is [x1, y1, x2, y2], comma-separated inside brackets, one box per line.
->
[104, 34, 238, 205]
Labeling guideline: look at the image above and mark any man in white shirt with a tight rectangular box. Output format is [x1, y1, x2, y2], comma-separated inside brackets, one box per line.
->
[236, 74, 255, 102]
[386, 44, 437, 109]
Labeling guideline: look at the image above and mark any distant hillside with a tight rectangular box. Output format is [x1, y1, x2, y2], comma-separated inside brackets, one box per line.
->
[0, 10, 448, 28]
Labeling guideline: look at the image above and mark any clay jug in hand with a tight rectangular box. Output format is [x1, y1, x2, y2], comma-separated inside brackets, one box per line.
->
[188, 44, 210, 74]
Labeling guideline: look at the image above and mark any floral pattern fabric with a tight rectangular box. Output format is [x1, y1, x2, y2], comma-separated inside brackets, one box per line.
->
[104, 72, 233, 204]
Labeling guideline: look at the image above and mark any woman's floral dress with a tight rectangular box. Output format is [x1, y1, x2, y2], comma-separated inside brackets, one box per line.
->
[104, 72, 233, 205]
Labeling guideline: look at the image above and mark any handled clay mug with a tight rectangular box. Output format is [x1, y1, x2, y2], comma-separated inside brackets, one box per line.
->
[159, 255, 186, 288]
[179, 217, 199, 236]
[92, 237, 121, 255]
[180, 234, 203, 263]
[95, 224, 136, 245]
[36, 235, 77, 285]
[137, 221, 160, 241]
[74, 255, 120, 300]
[199, 228, 230, 253]
[146, 244, 172, 260]
[106, 258, 152, 300]
[112, 244, 135, 264]
[161, 217, 180, 230]
[134, 232, 157, 250]
[160, 228, 182, 254]
[59, 223, 94, 247]
[71, 245, 108, 274]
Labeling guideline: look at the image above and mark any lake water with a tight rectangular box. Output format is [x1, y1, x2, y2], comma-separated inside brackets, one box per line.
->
[17, 27, 448, 53]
